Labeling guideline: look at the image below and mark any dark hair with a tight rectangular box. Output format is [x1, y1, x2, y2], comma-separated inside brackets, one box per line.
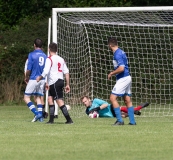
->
[49, 42, 57, 52]
[34, 38, 43, 48]
[108, 37, 118, 47]
[81, 96, 90, 101]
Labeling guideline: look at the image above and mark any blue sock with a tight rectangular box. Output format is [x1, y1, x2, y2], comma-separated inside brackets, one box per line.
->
[114, 107, 123, 122]
[128, 107, 136, 124]
[37, 104, 43, 116]
[27, 102, 38, 115]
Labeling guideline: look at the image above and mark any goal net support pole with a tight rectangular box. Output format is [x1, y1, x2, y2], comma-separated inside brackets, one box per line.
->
[46, 17, 59, 116]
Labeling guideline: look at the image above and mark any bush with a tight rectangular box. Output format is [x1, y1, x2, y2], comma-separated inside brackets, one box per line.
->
[0, 18, 49, 103]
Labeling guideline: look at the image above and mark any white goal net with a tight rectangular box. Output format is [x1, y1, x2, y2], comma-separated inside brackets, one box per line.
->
[52, 7, 173, 117]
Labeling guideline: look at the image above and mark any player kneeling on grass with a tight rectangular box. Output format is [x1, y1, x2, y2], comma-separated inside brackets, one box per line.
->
[81, 96, 149, 118]
[36, 42, 73, 124]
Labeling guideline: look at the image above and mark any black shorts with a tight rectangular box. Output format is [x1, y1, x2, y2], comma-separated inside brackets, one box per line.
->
[49, 79, 64, 100]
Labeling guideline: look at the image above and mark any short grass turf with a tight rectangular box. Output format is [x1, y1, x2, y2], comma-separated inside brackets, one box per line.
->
[0, 105, 173, 160]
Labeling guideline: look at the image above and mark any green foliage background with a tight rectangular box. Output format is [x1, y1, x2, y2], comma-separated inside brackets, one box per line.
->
[0, 0, 173, 103]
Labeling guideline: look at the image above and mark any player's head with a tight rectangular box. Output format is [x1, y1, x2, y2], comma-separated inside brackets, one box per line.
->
[81, 96, 92, 107]
[108, 37, 118, 51]
[49, 42, 57, 54]
[34, 38, 43, 48]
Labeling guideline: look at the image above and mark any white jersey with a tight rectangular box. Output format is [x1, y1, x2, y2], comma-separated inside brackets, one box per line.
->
[41, 55, 69, 85]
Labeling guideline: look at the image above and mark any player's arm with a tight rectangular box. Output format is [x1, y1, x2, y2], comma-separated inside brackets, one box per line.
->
[24, 59, 30, 84]
[25, 70, 31, 83]
[63, 61, 70, 93]
[36, 58, 51, 82]
[85, 108, 90, 115]
[108, 66, 124, 79]
[64, 73, 70, 93]
[24, 59, 28, 76]
[25, 54, 33, 83]
[89, 99, 109, 113]
[108, 54, 125, 79]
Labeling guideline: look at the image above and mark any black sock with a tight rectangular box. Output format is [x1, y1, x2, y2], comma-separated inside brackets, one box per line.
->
[60, 105, 72, 122]
[42, 105, 45, 111]
[49, 105, 55, 122]
[49, 115, 54, 122]
[42, 105, 48, 118]
[42, 104, 45, 114]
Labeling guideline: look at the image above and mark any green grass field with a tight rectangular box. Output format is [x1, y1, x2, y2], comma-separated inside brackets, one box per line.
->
[0, 105, 173, 160]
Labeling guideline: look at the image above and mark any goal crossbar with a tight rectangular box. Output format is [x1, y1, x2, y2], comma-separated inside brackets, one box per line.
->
[52, 6, 173, 13]
[52, 6, 173, 42]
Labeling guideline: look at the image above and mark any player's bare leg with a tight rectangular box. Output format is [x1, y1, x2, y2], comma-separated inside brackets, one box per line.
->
[124, 96, 136, 125]
[110, 94, 124, 125]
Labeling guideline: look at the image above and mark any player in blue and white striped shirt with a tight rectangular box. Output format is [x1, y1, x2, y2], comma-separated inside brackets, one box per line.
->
[108, 37, 136, 125]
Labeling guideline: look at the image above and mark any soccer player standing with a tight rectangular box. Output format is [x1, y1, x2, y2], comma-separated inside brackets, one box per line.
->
[37, 42, 73, 124]
[24, 58, 48, 119]
[24, 38, 47, 122]
[108, 37, 136, 125]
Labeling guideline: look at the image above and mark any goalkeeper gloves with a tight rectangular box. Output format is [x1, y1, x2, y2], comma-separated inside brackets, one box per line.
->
[89, 107, 101, 114]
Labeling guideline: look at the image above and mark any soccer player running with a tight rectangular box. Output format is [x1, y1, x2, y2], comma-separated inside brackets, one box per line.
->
[81, 96, 149, 118]
[24, 38, 47, 122]
[37, 42, 73, 124]
[108, 37, 136, 125]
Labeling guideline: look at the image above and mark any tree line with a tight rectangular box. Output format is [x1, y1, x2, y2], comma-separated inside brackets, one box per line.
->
[0, 0, 172, 104]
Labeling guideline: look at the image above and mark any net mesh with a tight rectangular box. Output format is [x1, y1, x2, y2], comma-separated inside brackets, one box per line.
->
[54, 10, 173, 117]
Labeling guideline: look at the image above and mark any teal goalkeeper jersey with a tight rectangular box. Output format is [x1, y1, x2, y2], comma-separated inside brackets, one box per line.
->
[88, 98, 114, 118]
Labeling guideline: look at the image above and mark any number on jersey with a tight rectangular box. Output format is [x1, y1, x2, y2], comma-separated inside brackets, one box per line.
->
[39, 57, 44, 66]
[58, 62, 62, 72]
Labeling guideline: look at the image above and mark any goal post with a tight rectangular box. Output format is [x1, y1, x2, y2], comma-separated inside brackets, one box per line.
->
[45, 17, 59, 116]
[52, 7, 173, 117]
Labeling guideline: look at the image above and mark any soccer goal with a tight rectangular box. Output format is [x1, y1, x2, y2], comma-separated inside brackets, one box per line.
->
[52, 7, 173, 117]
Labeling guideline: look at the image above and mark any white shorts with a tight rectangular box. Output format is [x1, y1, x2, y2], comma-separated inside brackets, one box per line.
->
[111, 76, 132, 97]
[24, 80, 45, 96]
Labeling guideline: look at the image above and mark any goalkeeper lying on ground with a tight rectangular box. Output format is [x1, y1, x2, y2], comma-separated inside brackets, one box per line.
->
[81, 96, 149, 118]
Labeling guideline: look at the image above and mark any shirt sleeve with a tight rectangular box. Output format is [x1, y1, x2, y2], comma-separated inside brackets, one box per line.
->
[90, 98, 109, 109]
[27, 54, 32, 71]
[114, 51, 125, 67]
[41, 58, 52, 78]
[62, 61, 69, 74]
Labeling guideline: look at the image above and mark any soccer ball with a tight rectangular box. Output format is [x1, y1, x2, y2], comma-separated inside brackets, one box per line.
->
[89, 111, 99, 118]
[66, 105, 71, 111]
